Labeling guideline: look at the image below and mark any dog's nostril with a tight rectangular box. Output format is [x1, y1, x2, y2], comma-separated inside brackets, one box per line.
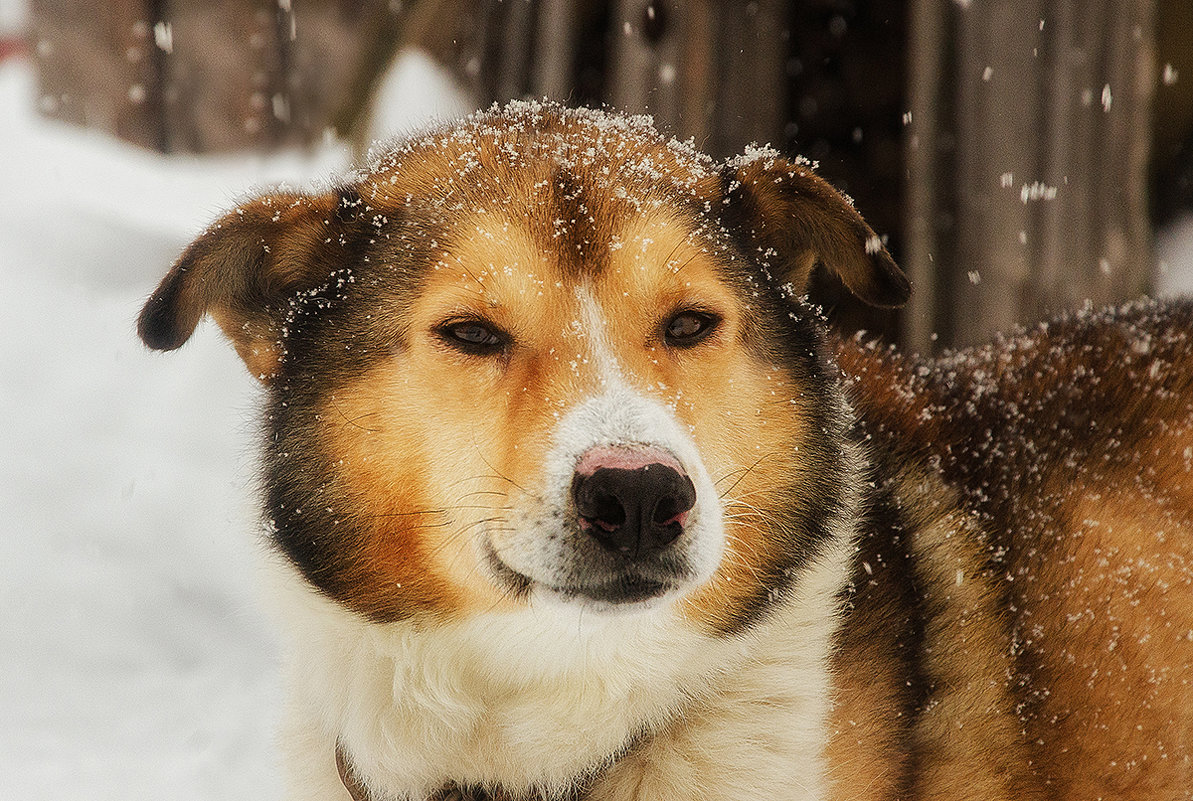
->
[652, 495, 685, 527]
[589, 492, 626, 532]
[572, 460, 696, 557]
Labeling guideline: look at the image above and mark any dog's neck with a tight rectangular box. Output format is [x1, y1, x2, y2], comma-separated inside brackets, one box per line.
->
[275, 573, 725, 798]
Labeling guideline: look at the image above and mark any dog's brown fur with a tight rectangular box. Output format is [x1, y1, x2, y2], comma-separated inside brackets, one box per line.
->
[831, 309, 1193, 799]
[140, 103, 1192, 800]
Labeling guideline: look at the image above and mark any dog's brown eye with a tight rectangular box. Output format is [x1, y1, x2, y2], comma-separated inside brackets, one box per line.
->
[440, 321, 507, 354]
[664, 311, 719, 347]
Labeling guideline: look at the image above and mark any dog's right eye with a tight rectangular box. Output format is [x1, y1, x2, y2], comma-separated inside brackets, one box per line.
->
[664, 310, 720, 348]
[438, 320, 508, 355]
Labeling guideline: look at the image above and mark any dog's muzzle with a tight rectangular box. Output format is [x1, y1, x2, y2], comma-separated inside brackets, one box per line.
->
[492, 389, 725, 608]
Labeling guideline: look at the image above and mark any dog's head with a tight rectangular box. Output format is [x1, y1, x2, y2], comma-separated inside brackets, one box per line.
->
[140, 102, 906, 633]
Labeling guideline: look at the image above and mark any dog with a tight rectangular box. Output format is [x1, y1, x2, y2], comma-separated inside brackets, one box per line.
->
[138, 101, 1193, 800]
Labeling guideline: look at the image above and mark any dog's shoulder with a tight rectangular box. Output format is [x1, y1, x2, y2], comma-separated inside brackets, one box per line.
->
[829, 297, 1193, 800]
[841, 297, 1193, 467]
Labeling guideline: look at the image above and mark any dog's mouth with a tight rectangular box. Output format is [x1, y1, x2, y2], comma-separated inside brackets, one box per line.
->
[482, 537, 685, 608]
[542, 573, 674, 605]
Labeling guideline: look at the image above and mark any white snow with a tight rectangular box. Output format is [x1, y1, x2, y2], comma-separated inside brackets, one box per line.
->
[0, 52, 429, 800]
[0, 0, 27, 34]
[365, 48, 475, 147]
[1156, 211, 1193, 297]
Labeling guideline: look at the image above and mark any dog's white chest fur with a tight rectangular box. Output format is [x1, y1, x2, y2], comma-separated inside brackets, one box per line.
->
[270, 535, 851, 801]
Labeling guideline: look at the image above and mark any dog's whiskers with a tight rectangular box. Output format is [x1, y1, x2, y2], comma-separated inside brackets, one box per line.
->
[327, 394, 383, 433]
[716, 453, 776, 499]
[426, 516, 509, 561]
[368, 508, 449, 519]
[445, 474, 517, 490]
[472, 447, 526, 492]
[455, 489, 511, 500]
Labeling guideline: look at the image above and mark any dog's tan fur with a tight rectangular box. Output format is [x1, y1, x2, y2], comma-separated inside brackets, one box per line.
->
[140, 103, 1192, 799]
[835, 319, 1193, 799]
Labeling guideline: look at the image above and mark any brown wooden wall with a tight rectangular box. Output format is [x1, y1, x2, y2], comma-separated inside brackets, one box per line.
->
[904, 0, 1157, 351]
[31, 0, 395, 153]
[29, 0, 1172, 351]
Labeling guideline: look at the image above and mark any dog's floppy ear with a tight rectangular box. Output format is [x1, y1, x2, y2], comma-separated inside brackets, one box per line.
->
[138, 189, 359, 380]
[716, 152, 909, 307]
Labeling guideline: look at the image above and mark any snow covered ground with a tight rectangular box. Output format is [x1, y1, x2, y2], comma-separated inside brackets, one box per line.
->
[0, 52, 469, 800]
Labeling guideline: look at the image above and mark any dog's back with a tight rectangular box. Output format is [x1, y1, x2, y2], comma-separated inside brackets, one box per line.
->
[832, 300, 1193, 799]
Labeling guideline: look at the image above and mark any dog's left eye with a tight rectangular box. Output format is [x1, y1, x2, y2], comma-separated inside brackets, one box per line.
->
[664, 311, 719, 347]
[439, 320, 507, 354]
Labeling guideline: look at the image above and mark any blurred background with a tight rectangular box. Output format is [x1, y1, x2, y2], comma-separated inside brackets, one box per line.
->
[1, 1, 1191, 799]
[15, 0, 1193, 345]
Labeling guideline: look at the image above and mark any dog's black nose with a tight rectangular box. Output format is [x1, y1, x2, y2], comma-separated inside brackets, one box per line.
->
[572, 456, 696, 557]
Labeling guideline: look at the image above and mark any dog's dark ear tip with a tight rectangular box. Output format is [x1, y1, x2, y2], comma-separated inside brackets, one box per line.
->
[137, 307, 183, 350]
[137, 272, 199, 351]
[873, 286, 911, 309]
[875, 265, 912, 308]
[842, 256, 911, 309]
[137, 302, 180, 350]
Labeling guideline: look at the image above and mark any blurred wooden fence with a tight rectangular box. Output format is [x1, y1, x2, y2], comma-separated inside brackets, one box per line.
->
[30, 0, 1172, 351]
[904, 0, 1157, 350]
[401, 0, 795, 161]
[30, 0, 395, 152]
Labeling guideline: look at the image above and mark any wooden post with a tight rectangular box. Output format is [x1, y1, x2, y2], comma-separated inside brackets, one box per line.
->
[162, 0, 288, 152]
[30, 0, 165, 150]
[708, 0, 786, 158]
[608, 0, 787, 158]
[905, 0, 1157, 351]
[607, 0, 685, 130]
[284, 0, 396, 144]
[904, 0, 950, 354]
[532, 0, 581, 100]
[31, 0, 395, 153]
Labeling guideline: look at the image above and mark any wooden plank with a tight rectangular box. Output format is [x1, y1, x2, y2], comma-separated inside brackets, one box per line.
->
[949, 0, 1046, 345]
[32, 0, 417, 152]
[402, 0, 493, 100]
[608, 0, 668, 121]
[1036, 1, 1154, 310]
[905, 0, 1156, 350]
[710, 0, 786, 157]
[532, 0, 577, 100]
[608, 0, 786, 157]
[485, 0, 537, 103]
[161, 0, 286, 152]
[676, 0, 716, 147]
[286, 0, 393, 142]
[30, 0, 164, 150]
[904, 0, 950, 352]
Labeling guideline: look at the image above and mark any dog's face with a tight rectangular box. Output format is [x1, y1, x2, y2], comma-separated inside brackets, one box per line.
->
[140, 103, 907, 634]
